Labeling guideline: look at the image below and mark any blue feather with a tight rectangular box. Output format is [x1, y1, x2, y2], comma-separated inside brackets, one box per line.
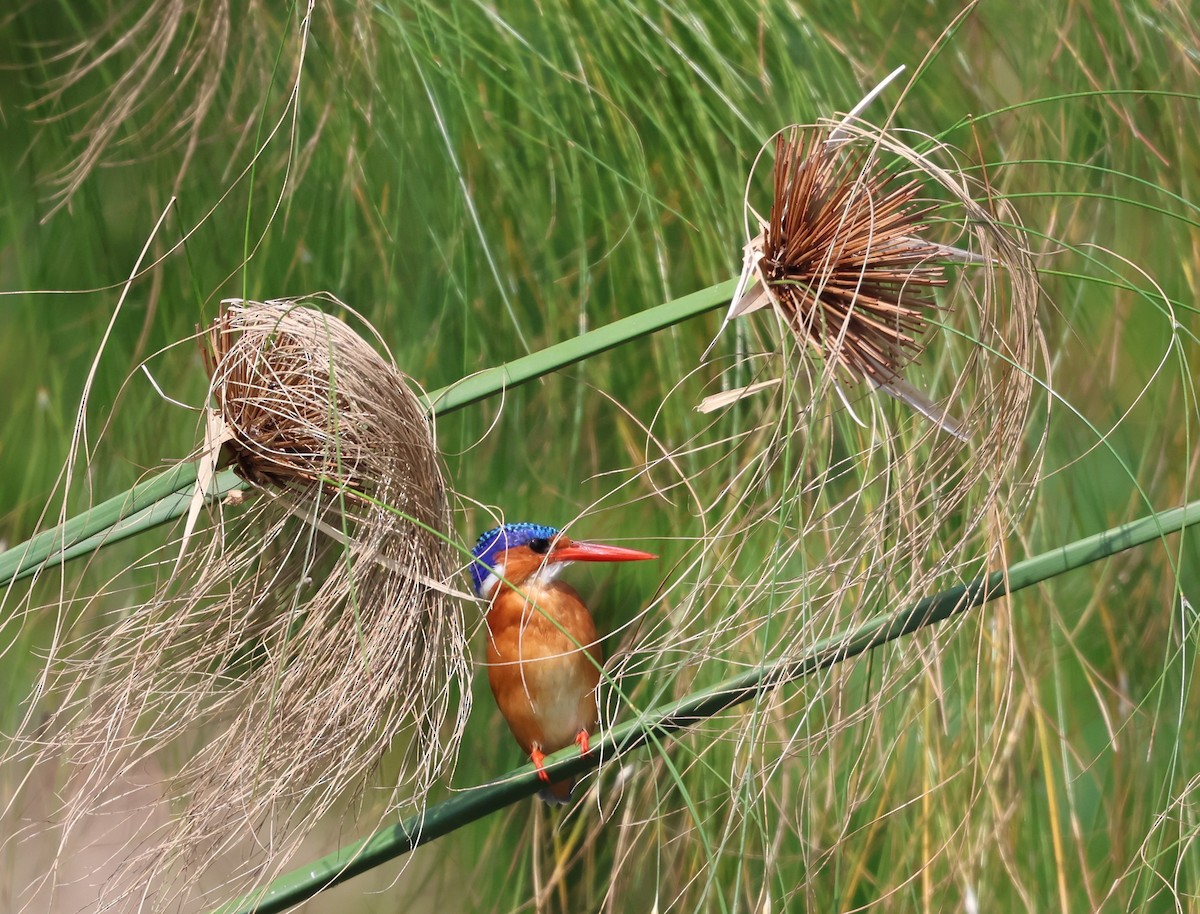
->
[469, 522, 559, 596]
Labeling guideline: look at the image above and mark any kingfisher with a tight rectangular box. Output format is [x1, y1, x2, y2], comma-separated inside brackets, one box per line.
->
[470, 522, 657, 803]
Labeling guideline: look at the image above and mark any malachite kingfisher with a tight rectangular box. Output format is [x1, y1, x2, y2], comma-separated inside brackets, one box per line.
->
[470, 522, 657, 803]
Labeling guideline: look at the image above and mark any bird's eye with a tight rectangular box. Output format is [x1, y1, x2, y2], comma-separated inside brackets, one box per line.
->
[527, 537, 552, 554]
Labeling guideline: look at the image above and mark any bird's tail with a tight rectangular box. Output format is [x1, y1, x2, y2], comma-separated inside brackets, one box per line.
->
[537, 775, 576, 805]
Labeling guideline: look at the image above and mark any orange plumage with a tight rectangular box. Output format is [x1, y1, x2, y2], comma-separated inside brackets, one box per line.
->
[470, 524, 655, 803]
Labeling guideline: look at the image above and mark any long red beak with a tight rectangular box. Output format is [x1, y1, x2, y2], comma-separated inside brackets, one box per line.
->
[553, 540, 657, 563]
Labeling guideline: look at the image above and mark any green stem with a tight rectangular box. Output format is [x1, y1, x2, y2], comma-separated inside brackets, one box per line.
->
[427, 279, 734, 415]
[216, 498, 1200, 914]
[0, 280, 734, 587]
[0, 463, 199, 586]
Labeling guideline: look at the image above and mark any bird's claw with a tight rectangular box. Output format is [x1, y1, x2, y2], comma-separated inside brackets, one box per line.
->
[575, 729, 590, 755]
[530, 746, 551, 782]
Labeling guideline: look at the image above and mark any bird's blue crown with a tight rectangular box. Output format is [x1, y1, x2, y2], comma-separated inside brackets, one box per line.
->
[469, 522, 560, 597]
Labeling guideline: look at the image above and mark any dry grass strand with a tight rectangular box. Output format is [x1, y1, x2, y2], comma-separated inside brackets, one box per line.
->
[11, 297, 471, 912]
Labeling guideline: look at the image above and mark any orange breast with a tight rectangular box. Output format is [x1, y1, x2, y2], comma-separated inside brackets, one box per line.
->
[486, 580, 603, 755]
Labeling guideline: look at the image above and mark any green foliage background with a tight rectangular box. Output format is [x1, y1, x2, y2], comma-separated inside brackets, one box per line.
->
[1, 1, 1198, 911]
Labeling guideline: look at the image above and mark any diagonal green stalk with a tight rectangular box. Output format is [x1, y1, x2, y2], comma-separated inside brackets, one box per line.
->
[0, 280, 734, 587]
[215, 498, 1200, 914]
[0, 464, 203, 587]
[421, 280, 734, 415]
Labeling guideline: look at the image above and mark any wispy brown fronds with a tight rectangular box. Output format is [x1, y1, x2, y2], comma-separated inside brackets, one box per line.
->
[29, 0, 377, 219]
[609, 101, 1047, 909]
[204, 302, 394, 495]
[32, 0, 237, 219]
[711, 111, 1041, 443]
[745, 125, 948, 388]
[719, 119, 972, 438]
[13, 297, 472, 912]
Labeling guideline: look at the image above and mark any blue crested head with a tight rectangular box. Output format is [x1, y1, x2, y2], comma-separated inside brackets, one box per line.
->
[469, 522, 560, 597]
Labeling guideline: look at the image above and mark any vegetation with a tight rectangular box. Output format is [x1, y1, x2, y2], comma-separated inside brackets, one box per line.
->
[1, 1, 1197, 911]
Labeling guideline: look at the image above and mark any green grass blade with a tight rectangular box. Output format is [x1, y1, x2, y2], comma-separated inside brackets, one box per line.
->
[0, 463, 198, 585]
[425, 279, 734, 414]
[214, 497, 1200, 914]
[0, 280, 734, 588]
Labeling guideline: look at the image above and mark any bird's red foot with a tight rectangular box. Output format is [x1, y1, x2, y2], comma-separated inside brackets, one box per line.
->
[575, 729, 591, 755]
[530, 746, 551, 782]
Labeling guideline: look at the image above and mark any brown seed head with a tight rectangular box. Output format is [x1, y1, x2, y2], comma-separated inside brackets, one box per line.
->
[760, 126, 949, 387]
[202, 304, 373, 493]
[41, 298, 469, 909]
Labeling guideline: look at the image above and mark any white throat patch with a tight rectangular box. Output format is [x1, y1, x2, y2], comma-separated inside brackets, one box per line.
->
[480, 560, 573, 600]
[479, 563, 505, 600]
[528, 561, 572, 587]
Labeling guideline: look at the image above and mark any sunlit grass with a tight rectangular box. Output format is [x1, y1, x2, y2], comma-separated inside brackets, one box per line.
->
[1, 0, 1198, 912]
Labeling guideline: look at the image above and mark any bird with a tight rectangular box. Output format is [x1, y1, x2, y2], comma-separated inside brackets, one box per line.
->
[470, 522, 657, 803]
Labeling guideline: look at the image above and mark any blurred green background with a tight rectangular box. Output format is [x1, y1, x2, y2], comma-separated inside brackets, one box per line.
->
[2, 1, 1199, 911]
